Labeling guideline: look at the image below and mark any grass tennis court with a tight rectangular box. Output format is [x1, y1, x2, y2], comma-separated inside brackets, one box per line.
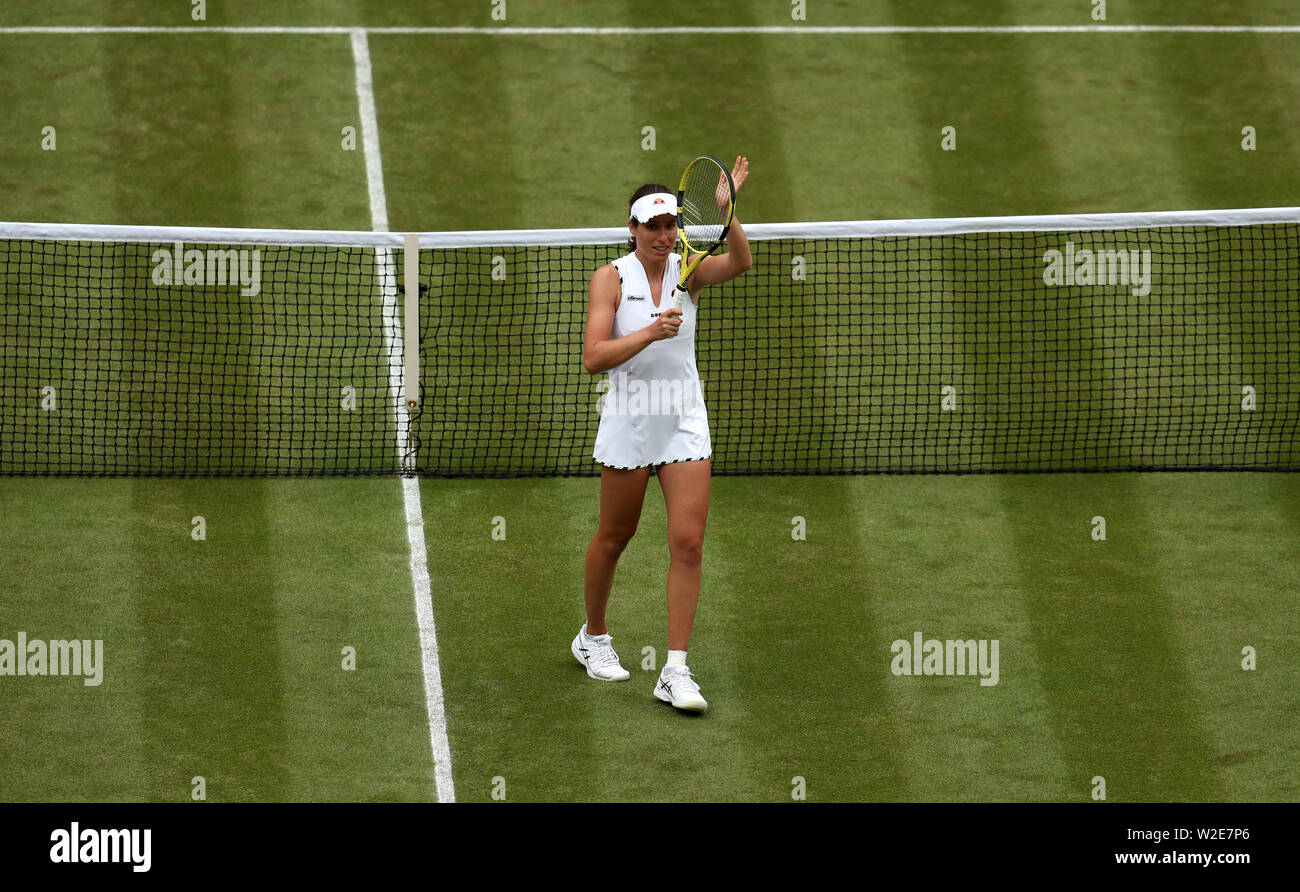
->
[1, 0, 1298, 802]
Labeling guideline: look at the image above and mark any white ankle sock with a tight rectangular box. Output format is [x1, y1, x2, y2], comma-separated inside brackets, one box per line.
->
[666, 649, 687, 669]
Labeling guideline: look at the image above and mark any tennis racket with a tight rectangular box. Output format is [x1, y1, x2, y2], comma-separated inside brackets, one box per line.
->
[669, 154, 736, 311]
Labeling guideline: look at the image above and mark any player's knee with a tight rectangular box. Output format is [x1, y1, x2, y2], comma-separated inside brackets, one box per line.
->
[669, 534, 703, 566]
[597, 525, 638, 554]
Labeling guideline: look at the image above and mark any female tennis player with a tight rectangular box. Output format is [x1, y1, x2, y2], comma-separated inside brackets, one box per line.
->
[572, 156, 751, 712]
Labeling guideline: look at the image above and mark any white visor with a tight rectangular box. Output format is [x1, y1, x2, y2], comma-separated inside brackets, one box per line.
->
[630, 192, 678, 223]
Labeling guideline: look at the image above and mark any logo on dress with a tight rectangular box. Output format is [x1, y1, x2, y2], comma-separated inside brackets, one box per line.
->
[626, 294, 646, 301]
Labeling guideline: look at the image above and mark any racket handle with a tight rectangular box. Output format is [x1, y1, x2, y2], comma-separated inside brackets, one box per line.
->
[670, 285, 688, 311]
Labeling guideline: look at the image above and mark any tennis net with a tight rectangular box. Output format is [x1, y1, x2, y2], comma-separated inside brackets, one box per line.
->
[2, 209, 1297, 476]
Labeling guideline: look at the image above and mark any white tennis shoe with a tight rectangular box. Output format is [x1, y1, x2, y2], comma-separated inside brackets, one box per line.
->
[654, 666, 708, 712]
[572, 625, 630, 682]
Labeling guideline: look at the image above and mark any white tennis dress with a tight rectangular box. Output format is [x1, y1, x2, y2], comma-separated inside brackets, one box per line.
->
[592, 251, 712, 470]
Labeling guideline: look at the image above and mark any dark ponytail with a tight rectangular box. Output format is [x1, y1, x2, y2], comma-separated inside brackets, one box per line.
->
[626, 182, 673, 252]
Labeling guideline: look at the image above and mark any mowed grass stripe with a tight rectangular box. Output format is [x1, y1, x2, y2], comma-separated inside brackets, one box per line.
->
[0, 36, 119, 222]
[1135, 32, 1300, 212]
[1017, 35, 1204, 212]
[850, 476, 1073, 800]
[709, 478, 912, 800]
[128, 481, 289, 800]
[116, 44, 286, 800]
[421, 477, 764, 801]
[1014, 29, 1300, 214]
[617, 22, 802, 225]
[1139, 474, 1300, 800]
[375, 34, 801, 229]
[227, 33, 375, 229]
[998, 475, 1224, 801]
[93, 33, 366, 228]
[0, 481, 149, 800]
[103, 33, 246, 227]
[418, 479, 604, 801]
[665, 0, 801, 221]
[1271, 475, 1300, 797]
[884, 19, 1068, 217]
[373, 33, 523, 230]
[266, 479, 436, 800]
[747, 32, 924, 221]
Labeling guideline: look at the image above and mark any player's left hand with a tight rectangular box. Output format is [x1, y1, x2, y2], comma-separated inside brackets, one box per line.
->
[716, 156, 748, 212]
[730, 155, 749, 194]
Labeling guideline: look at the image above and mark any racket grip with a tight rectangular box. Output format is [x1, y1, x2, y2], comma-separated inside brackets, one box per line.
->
[670, 284, 689, 311]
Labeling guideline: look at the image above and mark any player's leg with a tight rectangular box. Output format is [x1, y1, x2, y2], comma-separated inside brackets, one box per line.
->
[653, 459, 711, 710]
[584, 465, 652, 635]
[657, 459, 711, 650]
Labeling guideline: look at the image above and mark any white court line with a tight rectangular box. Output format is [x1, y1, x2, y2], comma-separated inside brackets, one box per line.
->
[353, 29, 389, 235]
[2, 25, 1299, 34]
[351, 28, 456, 805]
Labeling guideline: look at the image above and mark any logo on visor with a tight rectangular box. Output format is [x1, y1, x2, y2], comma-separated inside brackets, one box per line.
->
[653, 198, 665, 205]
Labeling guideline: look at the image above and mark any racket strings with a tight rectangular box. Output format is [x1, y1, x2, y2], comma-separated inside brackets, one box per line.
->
[679, 163, 731, 250]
